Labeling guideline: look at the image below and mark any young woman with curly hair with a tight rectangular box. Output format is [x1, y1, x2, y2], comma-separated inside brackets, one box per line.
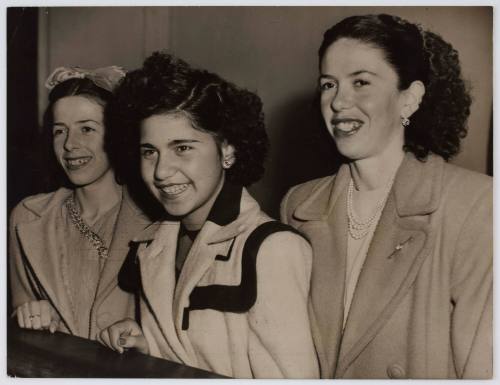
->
[281, 14, 492, 379]
[100, 52, 319, 379]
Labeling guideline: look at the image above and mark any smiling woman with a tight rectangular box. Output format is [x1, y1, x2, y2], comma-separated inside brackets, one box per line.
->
[9, 67, 152, 340]
[100, 52, 319, 379]
[281, 14, 492, 379]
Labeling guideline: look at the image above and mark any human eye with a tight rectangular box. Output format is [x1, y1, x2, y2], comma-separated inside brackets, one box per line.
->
[81, 125, 96, 134]
[140, 148, 157, 160]
[175, 145, 193, 154]
[353, 78, 370, 88]
[52, 126, 66, 136]
[319, 79, 337, 92]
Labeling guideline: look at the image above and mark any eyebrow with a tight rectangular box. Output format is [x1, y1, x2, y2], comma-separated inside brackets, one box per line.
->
[319, 70, 378, 81]
[53, 119, 102, 126]
[140, 139, 201, 147]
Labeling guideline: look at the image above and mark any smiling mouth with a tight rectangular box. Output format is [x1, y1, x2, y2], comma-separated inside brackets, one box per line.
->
[331, 119, 363, 136]
[157, 183, 190, 197]
[65, 157, 92, 170]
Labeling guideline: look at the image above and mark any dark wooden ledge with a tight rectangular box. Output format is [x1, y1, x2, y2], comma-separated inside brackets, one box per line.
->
[7, 321, 225, 378]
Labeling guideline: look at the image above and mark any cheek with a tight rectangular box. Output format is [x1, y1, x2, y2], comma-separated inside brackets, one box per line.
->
[320, 94, 332, 115]
[140, 159, 154, 181]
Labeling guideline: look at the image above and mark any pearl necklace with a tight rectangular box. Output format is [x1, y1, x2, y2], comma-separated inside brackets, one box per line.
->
[347, 177, 394, 240]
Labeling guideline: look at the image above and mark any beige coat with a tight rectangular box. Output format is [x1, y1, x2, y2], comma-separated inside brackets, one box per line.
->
[128, 184, 319, 378]
[9, 187, 151, 339]
[281, 153, 492, 379]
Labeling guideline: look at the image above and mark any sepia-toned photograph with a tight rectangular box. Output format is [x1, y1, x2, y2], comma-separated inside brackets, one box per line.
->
[6, 4, 493, 379]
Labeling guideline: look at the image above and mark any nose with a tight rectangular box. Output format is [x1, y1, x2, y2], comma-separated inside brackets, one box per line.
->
[63, 129, 80, 151]
[331, 84, 353, 112]
[153, 152, 177, 182]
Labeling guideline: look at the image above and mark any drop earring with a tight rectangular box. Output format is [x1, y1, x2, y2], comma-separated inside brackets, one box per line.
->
[222, 158, 233, 169]
[401, 117, 410, 127]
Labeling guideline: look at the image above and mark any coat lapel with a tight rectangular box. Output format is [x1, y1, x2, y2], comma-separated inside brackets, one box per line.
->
[138, 221, 193, 364]
[293, 164, 350, 377]
[16, 192, 77, 334]
[335, 154, 443, 377]
[95, 188, 150, 304]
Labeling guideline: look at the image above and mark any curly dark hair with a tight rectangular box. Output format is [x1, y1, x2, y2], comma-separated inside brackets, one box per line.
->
[42, 78, 114, 188]
[105, 52, 268, 187]
[319, 14, 471, 161]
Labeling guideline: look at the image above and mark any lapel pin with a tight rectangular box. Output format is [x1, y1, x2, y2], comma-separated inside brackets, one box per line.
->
[388, 236, 414, 259]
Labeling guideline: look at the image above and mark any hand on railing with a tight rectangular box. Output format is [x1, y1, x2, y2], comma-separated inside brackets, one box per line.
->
[14, 300, 61, 333]
[99, 318, 149, 355]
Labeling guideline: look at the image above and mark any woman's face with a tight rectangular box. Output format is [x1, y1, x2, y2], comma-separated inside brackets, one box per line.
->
[140, 113, 233, 227]
[319, 37, 407, 162]
[52, 95, 112, 187]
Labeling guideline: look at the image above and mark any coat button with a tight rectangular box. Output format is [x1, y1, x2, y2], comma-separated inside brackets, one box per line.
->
[387, 364, 405, 379]
[96, 312, 112, 329]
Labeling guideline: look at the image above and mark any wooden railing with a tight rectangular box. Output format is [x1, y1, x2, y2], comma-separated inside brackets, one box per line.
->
[7, 321, 225, 378]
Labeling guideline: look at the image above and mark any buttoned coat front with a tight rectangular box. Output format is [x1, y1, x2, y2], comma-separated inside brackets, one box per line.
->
[9, 187, 151, 339]
[281, 153, 492, 379]
[128, 185, 319, 379]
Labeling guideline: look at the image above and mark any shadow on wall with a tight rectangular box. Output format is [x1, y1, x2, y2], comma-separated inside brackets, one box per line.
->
[252, 91, 343, 218]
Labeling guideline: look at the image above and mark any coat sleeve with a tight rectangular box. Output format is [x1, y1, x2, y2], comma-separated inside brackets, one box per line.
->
[247, 231, 319, 378]
[9, 204, 40, 310]
[449, 183, 492, 378]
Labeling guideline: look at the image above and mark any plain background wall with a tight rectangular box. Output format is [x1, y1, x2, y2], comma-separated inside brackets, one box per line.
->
[33, 6, 492, 217]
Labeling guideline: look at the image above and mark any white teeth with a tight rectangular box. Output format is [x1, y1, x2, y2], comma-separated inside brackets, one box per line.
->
[334, 121, 362, 132]
[161, 184, 189, 195]
[67, 158, 91, 166]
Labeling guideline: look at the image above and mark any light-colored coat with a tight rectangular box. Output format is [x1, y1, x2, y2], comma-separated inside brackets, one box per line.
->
[9, 187, 151, 339]
[131, 186, 319, 378]
[281, 153, 492, 379]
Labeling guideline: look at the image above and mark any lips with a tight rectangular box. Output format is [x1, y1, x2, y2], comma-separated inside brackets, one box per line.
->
[331, 118, 363, 137]
[64, 156, 92, 170]
[156, 183, 190, 197]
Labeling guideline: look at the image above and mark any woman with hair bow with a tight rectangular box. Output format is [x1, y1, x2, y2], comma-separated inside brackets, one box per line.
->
[9, 66, 151, 340]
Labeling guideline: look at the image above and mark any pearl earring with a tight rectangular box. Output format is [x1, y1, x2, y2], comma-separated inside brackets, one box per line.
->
[223, 159, 233, 169]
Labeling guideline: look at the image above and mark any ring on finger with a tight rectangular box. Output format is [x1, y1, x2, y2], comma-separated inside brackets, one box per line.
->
[29, 314, 40, 320]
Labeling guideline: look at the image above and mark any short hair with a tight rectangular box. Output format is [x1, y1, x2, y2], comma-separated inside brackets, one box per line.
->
[106, 52, 268, 187]
[319, 14, 471, 161]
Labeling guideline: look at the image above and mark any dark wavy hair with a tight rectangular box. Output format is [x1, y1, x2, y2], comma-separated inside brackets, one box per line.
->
[105, 52, 268, 187]
[42, 78, 114, 187]
[319, 14, 471, 161]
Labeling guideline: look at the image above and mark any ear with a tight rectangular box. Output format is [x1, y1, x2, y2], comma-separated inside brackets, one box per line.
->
[220, 142, 236, 168]
[401, 80, 425, 118]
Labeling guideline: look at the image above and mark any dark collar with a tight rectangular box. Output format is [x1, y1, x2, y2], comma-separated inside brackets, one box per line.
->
[206, 181, 243, 226]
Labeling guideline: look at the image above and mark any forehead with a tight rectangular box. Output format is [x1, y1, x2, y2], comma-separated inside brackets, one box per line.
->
[140, 113, 212, 142]
[320, 37, 396, 78]
[53, 95, 104, 121]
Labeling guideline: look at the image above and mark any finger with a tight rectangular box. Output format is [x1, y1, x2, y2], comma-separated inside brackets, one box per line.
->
[22, 303, 32, 329]
[99, 328, 113, 350]
[39, 301, 51, 329]
[49, 319, 59, 334]
[121, 335, 149, 354]
[16, 308, 25, 328]
[108, 325, 126, 354]
[29, 301, 42, 330]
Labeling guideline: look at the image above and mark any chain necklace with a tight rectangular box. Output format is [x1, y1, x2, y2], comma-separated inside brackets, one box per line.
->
[64, 195, 110, 260]
[63, 191, 121, 337]
[347, 177, 394, 240]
